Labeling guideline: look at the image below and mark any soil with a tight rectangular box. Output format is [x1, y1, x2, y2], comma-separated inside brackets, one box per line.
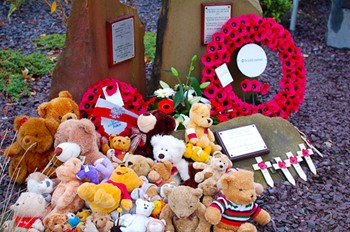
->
[0, 0, 349, 231]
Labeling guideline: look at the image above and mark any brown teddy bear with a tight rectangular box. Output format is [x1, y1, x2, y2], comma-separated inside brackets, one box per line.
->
[185, 103, 221, 152]
[102, 134, 131, 163]
[205, 169, 271, 231]
[43, 213, 71, 232]
[159, 185, 211, 232]
[147, 161, 177, 187]
[37, 90, 80, 124]
[3, 115, 59, 183]
[46, 158, 85, 216]
[87, 212, 114, 232]
[124, 154, 154, 177]
[197, 178, 220, 208]
[193, 151, 233, 183]
[131, 110, 176, 158]
[2, 192, 47, 232]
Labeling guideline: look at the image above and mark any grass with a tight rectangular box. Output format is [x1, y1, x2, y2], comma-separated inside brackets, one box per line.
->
[144, 31, 156, 63]
[33, 33, 66, 51]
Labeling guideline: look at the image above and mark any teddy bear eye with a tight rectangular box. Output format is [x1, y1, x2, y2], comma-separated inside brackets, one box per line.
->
[58, 116, 62, 120]
[239, 188, 243, 191]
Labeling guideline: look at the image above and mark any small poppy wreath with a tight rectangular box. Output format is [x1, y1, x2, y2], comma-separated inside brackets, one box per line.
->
[201, 14, 306, 122]
[79, 78, 152, 137]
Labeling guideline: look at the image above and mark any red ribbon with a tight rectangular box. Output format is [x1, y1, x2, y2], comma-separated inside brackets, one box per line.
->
[129, 127, 147, 153]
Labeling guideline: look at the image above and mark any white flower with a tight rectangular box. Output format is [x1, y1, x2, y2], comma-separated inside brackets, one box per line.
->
[174, 114, 190, 131]
[154, 88, 175, 98]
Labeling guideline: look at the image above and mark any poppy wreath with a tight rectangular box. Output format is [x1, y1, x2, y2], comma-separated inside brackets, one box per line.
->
[79, 78, 153, 137]
[201, 14, 306, 122]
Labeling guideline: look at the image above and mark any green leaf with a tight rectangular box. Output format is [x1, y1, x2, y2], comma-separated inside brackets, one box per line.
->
[189, 96, 201, 105]
[189, 76, 202, 96]
[173, 84, 184, 109]
[171, 67, 179, 77]
[200, 82, 210, 89]
[159, 80, 170, 89]
[191, 55, 197, 62]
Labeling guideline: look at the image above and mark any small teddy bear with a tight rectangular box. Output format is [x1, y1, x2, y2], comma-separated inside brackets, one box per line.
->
[185, 103, 221, 152]
[183, 143, 212, 163]
[102, 134, 131, 163]
[205, 169, 271, 231]
[43, 213, 71, 232]
[197, 178, 221, 208]
[124, 154, 154, 177]
[26, 172, 56, 203]
[87, 212, 114, 232]
[160, 186, 210, 232]
[147, 161, 177, 187]
[193, 151, 233, 183]
[119, 199, 155, 232]
[151, 134, 189, 183]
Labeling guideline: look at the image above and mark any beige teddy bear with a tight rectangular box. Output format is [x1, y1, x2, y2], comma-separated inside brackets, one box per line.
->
[147, 161, 177, 187]
[185, 103, 221, 152]
[205, 169, 271, 231]
[159, 186, 210, 232]
[124, 154, 154, 177]
[87, 212, 114, 232]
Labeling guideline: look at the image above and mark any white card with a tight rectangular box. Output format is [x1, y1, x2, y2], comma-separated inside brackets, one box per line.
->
[102, 83, 124, 106]
[215, 63, 233, 87]
[101, 117, 127, 135]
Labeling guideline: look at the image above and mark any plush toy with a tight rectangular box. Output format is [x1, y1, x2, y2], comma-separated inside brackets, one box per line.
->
[158, 183, 177, 203]
[185, 103, 221, 152]
[102, 134, 131, 162]
[3, 115, 59, 183]
[37, 90, 80, 124]
[159, 186, 210, 232]
[131, 110, 176, 158]
[147, 161, 177, 187]
[151, 200, 166, 219]
[197, 178, 221, 208]
[87, 212, 114, 232]
[47, 158, 85, 216]
[193, 151, 233, 183]
[130, 176, 160, 203]
[205, 169, 271, 231]
[124, 154, 154, 177]
[78, 166, 143, 214]
[79, 217, 99, 232]
[76, 209, 92, 232]
[119, 199, 154, 232]
[151, 134, 189, 183]
[2, 192, 46, 232]
[26, 172, 56, 202]
[43, 213, 71, 232]
[181, 163, 201, 188]
[67, 212, 82, 229]
[76, 164, 100, 184]
[183, 143, 211, 163]
[146, 218, 166, 232]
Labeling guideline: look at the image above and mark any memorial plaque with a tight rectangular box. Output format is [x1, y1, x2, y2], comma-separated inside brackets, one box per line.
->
[201, 3, 232, 45]
[214, 124, 269, 161]
[107, 15, 135, 66]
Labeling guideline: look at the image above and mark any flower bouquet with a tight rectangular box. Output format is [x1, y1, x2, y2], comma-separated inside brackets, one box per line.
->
[150, 55, 209, 130]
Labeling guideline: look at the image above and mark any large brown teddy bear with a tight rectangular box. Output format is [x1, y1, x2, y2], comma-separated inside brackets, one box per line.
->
[131, 110, 176, 158]
[46, 158, 85, 216]
[205, 169, 271, 231]
[160, 186, 211, 232]
[185, 103, 221, 152]
[3, 115, 59, 183]
[37, 90, 80, 124]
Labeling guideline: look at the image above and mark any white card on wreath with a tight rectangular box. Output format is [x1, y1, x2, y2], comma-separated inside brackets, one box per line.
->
[215, 63, 233, 87]
[102, 83, 124, 106]
[101, 117, 128, 135]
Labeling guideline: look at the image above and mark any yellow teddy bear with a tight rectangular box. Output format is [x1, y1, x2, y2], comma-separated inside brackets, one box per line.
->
[102, 135, 131, 163]
[185, 103, 221, 153]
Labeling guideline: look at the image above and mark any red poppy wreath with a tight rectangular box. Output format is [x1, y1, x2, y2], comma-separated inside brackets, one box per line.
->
[201, 14, 306, 122]
[79, 78, 152, 137]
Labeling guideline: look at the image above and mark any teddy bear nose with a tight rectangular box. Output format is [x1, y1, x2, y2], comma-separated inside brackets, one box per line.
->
[220, 165, 223, 168]
[158, 154, 165, 159]
[54, 147, 63, 156]
[251, 194, 254, 198]
[66, 116, 73, 120]
[207, 119, 211, 123]
[143, 112, 151, 116]
[24, 138, 30, 144]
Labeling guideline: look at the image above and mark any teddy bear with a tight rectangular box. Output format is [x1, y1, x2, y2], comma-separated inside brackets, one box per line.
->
[79, 217, 99, 232]
[193, 151, 233, 183]
[124, 154, 154, 177]
[147, 161, 177, 187]
[159, 185, 210, 232]
[185, 103, 221, 152]
[3, 115, 59, 183]
[151, 134, 189, 184]
[43, 213, 71, 232]
[37, 90, 80, 124]
[87, 212, 114, 232]
[102, 134, 131, 163]
[197, 178, 221, 208]
[78, 166, 143, 214]
[119, 198, 155, 232]
[46, 157, 85, 216]
[26, 172, 57, 202]
[183, 143, 212, 163]
[131, 110, 176, 158]
[130, 176, 161, 203]
[205, 169, 271, 231]
[54, 141, 81, 163]
[146, 218, 166, 232]
[2, 192, 47, 232]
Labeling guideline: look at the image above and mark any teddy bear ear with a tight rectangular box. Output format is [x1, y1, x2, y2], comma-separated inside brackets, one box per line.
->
[58, 90, 73, 99]
[220, 174, 235, 190]
[150, 134, 162, 147]
[109, 134, 116, 140]
[44, 119, 59, 136]
[37, 102, 49, 118]
[192, 188, 203, 198]
[162, 185, 174, 198]
[205, 104, 211, 110]
[80, 119, 96, 134]
[146, 158, 155, 167]
[14, 115, 29, 130]
[190, 103, 201, 112]
[212, 151, 222, 158]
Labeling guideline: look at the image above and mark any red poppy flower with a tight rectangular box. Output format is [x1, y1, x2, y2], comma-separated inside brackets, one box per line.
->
[207, 41, 219, 54]
[241, 79, 252, 92]
[217, 114, 229, 122]
[227, 18, 240, 30]
[278, 161, 287, 169]
[258, 161, 268, 170]
[202, 66, 215, 77]
[212, 32, 225, 43]
[302, 149, 310, 157]
[201, 54, 215, 67]
[204, 84, 219, 99]
[221, 24, 232, 37]
[158, 99, 175, 114]
[261, 83, 270, 95]
[250, 80, 261, 93]
[289, 156, 298, 165]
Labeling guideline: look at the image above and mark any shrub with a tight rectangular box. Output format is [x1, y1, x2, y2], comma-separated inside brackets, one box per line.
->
[33, 33, 66, 51]
[144, 31, 156, 63]
[260, 0, 293, 22]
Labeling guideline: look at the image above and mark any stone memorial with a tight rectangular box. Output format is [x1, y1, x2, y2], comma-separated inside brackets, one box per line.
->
[327, 0, 350, 49]
[49, 0, 147, 103]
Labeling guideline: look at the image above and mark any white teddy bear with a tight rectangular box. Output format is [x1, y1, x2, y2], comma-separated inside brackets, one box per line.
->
[151, 134, 189, 183]
[119, 199, 155, 232]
